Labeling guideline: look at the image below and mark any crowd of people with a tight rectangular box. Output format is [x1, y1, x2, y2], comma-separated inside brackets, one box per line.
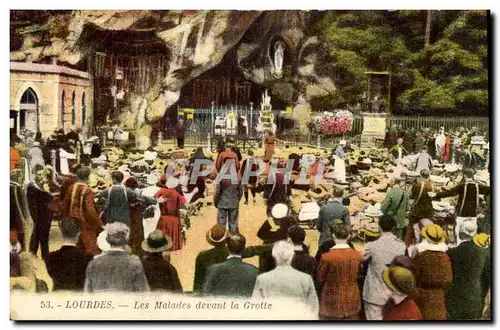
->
[9, 123, 491, 320]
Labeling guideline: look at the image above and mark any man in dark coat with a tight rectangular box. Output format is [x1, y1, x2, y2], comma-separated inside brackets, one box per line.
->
[317, 186, 350, 246]
[141, 230, 183, 293]
[194, 225, 269, 293]
[214, 178, 242, 234]
[384, 125, 398, 149]
[175, 119, 185, 149]
[288, 226, 318, 293]
[446, 233, 491, 320]
[202, 234, 259, 298]
[434, 168, 490, 245]
[27, 166, 53, 260]
[100, 171, 157, 227]
[45, 219, 93, 291]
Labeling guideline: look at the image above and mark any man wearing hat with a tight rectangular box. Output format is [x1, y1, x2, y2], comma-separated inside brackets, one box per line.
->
[412, 224, 452, 320]
[381, 266, 422, 320]
[380, 177, 409, 240]
[446, 229, 490, 320]
[140, 230, 182, 292]
[45, 219, 93, 291]
[193, 224, 268, 292]
[317, 186, 350, 246]
[363, 215, 406, 320]
[202, 234, 259, 298]
[84, 222, 150, 293]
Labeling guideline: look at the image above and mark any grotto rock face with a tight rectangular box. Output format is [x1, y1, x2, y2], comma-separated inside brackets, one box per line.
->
[11, 10, 335, 147]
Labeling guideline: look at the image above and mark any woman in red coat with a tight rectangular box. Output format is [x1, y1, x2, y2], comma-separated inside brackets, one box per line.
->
[411, 224, 452, 320]
[382, 266, 423, 320]
[154, 177, 186, 251]
[317, 223, 362, 320]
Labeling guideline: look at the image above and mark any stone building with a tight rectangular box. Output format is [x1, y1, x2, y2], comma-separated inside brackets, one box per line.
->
[10, 60, 93, 137]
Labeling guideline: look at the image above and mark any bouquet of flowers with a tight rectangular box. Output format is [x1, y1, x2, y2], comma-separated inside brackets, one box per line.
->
[318, 110, 354, 135]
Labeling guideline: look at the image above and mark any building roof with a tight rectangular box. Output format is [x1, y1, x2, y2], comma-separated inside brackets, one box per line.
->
[10, 61, 90, 79]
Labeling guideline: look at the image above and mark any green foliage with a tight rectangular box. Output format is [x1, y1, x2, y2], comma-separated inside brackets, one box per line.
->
[315, 10, 488, 114]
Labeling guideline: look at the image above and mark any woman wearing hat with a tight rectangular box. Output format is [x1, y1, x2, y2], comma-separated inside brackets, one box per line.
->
[257, 203, 292, 272]
[140, 230, 182, 292]
[411, 224, 452, 320]
[382, 266, 422, 320]
[155, 177, 186, 251]
[446, 230, 491, 320]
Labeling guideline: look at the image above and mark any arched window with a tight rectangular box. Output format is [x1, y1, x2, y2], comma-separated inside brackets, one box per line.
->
[61, 90, 66, 128]
[81, 92, 86, 128]
[19, 87, 39, 133]
[71, 91, 76, 126]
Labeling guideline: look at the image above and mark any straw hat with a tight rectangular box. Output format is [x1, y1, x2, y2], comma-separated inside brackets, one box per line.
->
[142, 230, 172, 253]
[206, 224, 228, 247]
[472, 233, 490, 249]
[421, 224, 446, 244]
[271, 203, 289, 219]
[383, 266, 416, 295]
[360, 222, 381, 238]
[166, 177, 179, 189]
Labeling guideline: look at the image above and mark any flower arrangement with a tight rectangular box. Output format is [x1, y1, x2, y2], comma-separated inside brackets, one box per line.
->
[316, 110, 354, 135]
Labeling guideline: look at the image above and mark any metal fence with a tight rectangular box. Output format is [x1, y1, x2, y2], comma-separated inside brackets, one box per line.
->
[387, 115, 490, 132]
[179, 104, 260, 137]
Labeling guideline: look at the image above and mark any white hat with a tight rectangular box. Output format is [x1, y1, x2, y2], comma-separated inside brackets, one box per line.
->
[33, 141, 40, 147]
[271, 203, 288, 219]
[339, 140, 347, 146]
[166, 177, 179, 189]
[97, 230, 111, 252]
[146, 173, 159, 186]
[364, 205, 383, 217]
[460, 221, 478, 238]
